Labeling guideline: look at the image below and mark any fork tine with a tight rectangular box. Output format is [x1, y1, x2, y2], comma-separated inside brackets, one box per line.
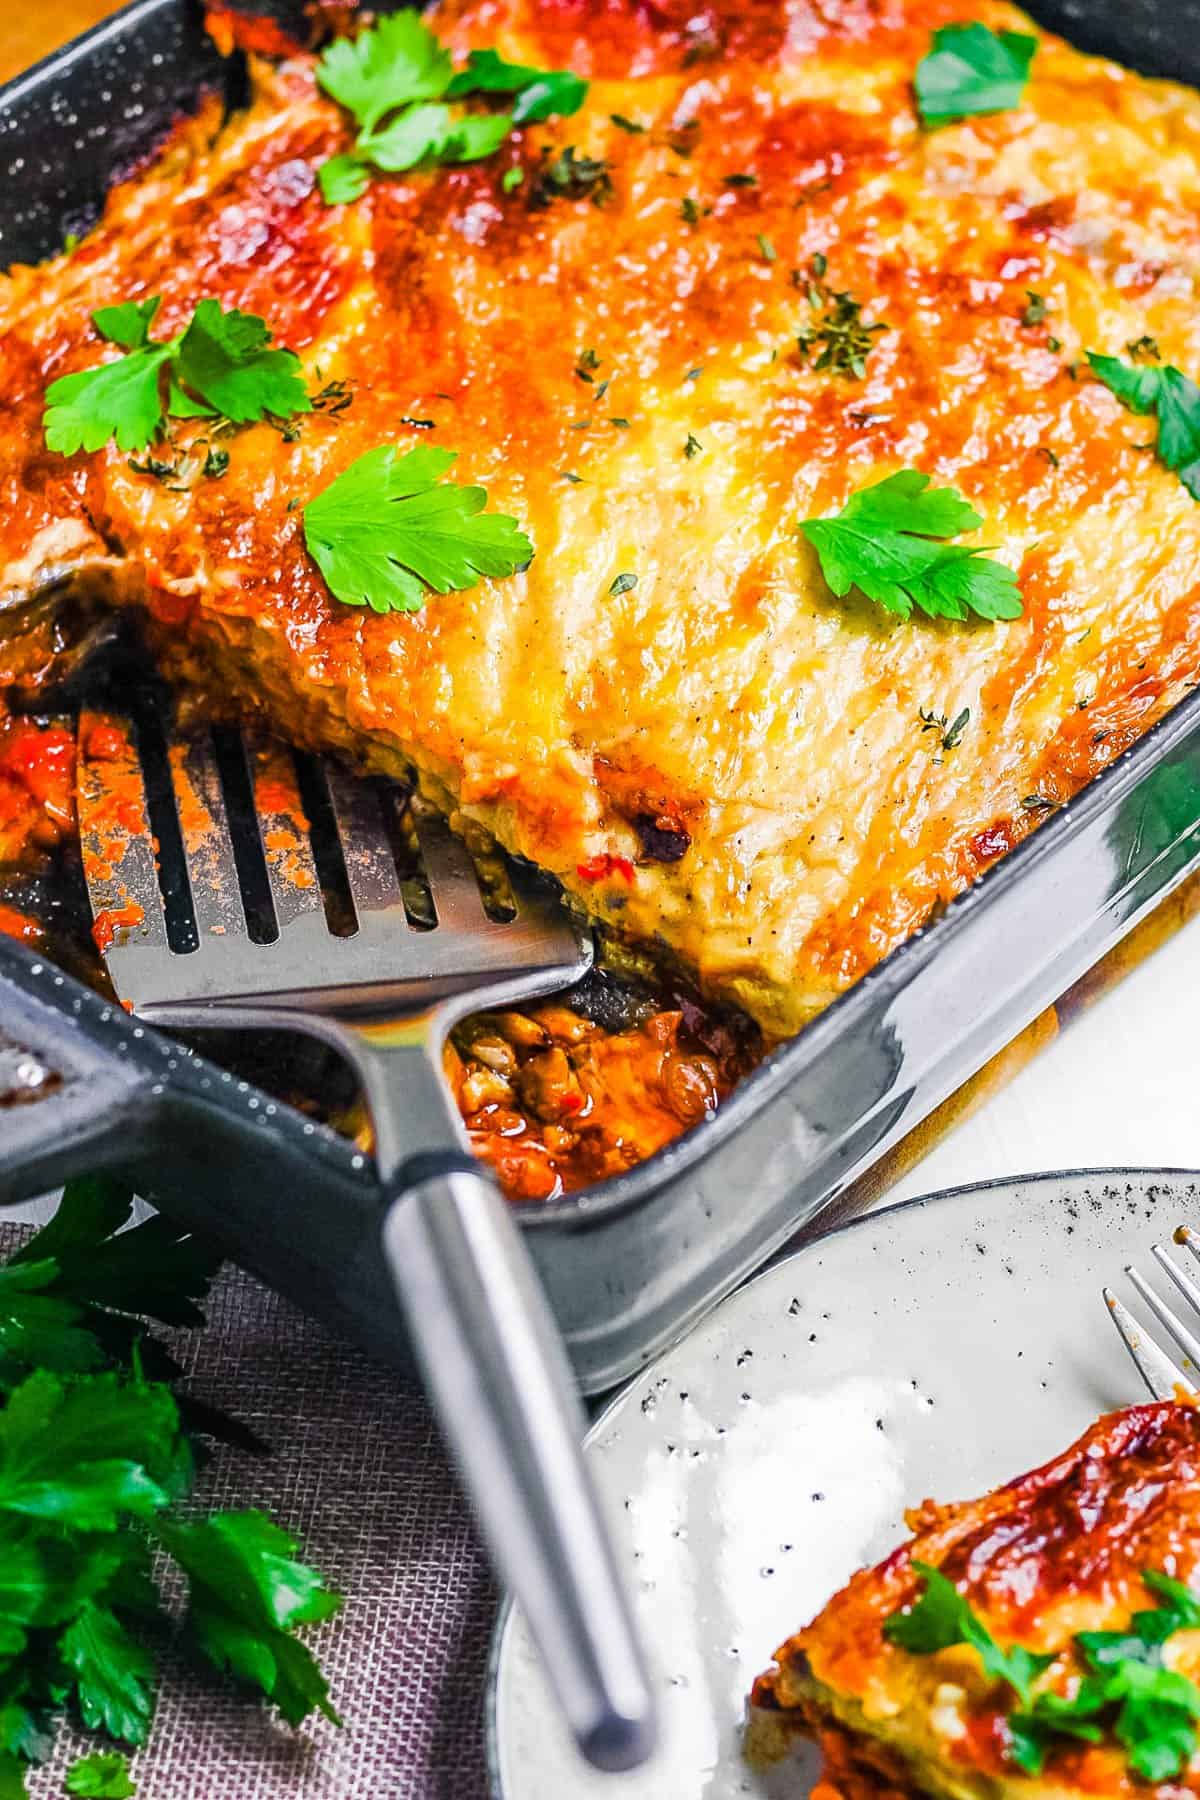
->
[1150, 1242, 1200, 1326]
[1177, 1226, 1200, 1272]
[1123, 1265, 1200, 1379]
[1104, 1287, 1191, 1400]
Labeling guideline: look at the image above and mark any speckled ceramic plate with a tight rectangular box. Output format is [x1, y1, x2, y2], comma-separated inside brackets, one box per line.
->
[487, 1168, 1200, 1799]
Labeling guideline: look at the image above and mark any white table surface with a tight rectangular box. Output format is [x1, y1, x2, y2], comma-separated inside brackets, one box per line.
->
[885, 906, 1200, 1207]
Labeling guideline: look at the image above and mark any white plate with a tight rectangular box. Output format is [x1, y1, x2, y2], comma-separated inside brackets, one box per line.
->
[487, 1168, 1200, 1799]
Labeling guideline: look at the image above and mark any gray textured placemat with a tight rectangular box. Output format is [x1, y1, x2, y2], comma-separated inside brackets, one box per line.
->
[0, 1228, 496, 1800]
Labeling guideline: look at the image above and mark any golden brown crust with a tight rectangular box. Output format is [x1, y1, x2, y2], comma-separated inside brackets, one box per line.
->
[754, 1401, 1200, 1798]
[6, 2, 1200, 1033]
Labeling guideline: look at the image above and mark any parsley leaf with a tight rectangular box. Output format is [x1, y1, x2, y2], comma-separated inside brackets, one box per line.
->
[315, 11, 452, 131]
[915, 23, 1038, 127]
[60, 1604, 155, 1744]
[157, 1511, 341, 1726]
[1088, 351, 1200, 499]
[173, 300, 311, 425]
[90, 299, 161, 352]
[357, 103, 513, 175]
[43, 300, 311, 457]
[316, 15, 586, 201]
[65, 1751, 136, 1798]
[446, 49, 586, 124]
[884, 1562, 1053, 1702]
[44, 348, 173, 456]
[304, 444, 532, 613]
[800, 471, 1024, 624]
[0, 1372, 179, 1530]
[316, 154, 372, 205]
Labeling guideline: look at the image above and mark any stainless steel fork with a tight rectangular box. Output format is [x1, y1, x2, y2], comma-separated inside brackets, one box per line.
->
[76, 704, 655, 1771]
[1104, 1227, 1200, 1398]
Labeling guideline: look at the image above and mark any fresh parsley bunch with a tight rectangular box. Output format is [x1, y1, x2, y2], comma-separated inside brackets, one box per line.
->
[885, 1560, 1200, 1781]
[0, 1178, 340, 1797]
[1089, 347, 1200, 500]
[800, 470, 1024, 624]
[43, 297, 312, 458]
[316, 12, 587, 203]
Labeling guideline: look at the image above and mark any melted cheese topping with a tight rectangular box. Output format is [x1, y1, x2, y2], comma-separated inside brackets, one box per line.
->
[5, 0, 1200, 1034]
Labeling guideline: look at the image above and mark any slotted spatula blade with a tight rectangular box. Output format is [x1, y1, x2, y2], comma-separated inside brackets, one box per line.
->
[77, 706, 656, 1773]
[77, 709, 583, 1011]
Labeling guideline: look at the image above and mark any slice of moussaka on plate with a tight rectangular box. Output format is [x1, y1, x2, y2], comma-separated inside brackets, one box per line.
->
[6, 0, 1200, 1041]
[748, 1399, 1200, 1800]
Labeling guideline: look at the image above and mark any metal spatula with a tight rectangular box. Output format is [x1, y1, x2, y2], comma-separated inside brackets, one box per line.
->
[76, 702, 656, 1772]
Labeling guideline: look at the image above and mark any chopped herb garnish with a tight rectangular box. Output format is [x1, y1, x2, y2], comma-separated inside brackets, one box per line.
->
[609, 572, 638, 595]
[202, 445, 230, 480]
[575, 348, 601, 382]
[811, 251, 828, 279]
[44, 297, 311, 457]
[800, 470, 1023, 625]
[885, 1563, 1053, 1703]
[1020, 291, 1047, 327]
[1088, 349, 1200, 499]
[610, 113, 645, 134]
[724, 172, 757, 188]
[303, 443, 532, 613]
[560, 470, 584, 483]
[127, 453, 183, 485]
[681, 196, 702, 225]
[919, 705, 970, 750]
[685, 366, 704, 382]
[312, 378, 353, 416]
[1021, 793, 1055, 810]
[915, 22, 1037, 127]
[756, 232, 777, 263]
[528, 145, 613, 208]
[315, 14, 586, 203]
[501, 166, 525, 193]
[1046, 336, 1062, 353]
[796, 269, 889, 380]
[609, 417, 630, 429]
[1126, 335, 1161, 363]
[684, 433, 704, 459]
[887, 1563, 1200, 1782]
[1039, 446, 1059, 468]
[1010, 1573, 1200, 1779]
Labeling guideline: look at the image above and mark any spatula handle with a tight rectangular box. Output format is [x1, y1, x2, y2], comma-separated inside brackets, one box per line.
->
[380, 1157, 656, 1772]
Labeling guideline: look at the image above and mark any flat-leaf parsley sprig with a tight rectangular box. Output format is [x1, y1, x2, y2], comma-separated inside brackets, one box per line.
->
[1088, 346, 1200, 500]
[800, 470, 1023, 624]
[43, 297, 312, 458]
[915, 23, 1037, 128]
[303, 443, 532, 613]
[316, 11, 587, 203]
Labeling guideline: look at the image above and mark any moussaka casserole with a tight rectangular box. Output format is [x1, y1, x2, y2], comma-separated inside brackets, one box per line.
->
[4, 0, 1200, 1050]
